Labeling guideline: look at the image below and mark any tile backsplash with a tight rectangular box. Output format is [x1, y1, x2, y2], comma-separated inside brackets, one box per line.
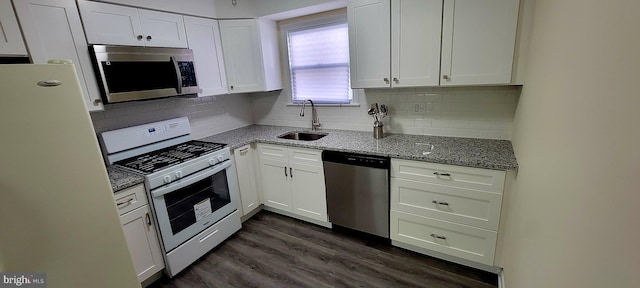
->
[90, 94, 254, 140]
[90, 86, 520, 141]
[251, 86, 520, 140]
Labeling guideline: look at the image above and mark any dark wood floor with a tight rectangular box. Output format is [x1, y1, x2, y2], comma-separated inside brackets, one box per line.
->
[149, 211, 498, 288]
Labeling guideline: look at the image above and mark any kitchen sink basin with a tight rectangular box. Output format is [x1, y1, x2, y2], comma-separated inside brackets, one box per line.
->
[277, 131, 328, 141]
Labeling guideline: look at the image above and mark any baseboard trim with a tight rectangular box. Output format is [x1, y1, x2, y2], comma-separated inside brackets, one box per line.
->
[498, 268, 505, 288]
[240, 205, 263, 222]
[262, 206, 332, 228]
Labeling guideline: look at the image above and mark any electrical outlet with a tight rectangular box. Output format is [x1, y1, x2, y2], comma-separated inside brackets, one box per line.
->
[413, 103, 426, 114]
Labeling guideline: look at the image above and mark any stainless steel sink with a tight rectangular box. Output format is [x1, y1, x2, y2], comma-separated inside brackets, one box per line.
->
[277, 131, 328, 141]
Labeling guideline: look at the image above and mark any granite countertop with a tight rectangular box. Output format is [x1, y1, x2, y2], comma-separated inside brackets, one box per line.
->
[107, 166, 145, 192]
[200, 125, 518, 171]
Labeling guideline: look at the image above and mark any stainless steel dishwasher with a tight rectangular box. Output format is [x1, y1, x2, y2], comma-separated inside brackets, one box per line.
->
[322, 150, 390, 238]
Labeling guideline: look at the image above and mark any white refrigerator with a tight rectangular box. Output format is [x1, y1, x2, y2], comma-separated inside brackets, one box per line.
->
[0, 64, 140, 288]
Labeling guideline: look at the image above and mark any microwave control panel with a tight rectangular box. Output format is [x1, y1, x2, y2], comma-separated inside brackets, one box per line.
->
[178, 62, 198, 87]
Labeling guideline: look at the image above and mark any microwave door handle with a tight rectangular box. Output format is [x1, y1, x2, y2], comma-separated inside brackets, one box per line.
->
[170, 56, 182, 94]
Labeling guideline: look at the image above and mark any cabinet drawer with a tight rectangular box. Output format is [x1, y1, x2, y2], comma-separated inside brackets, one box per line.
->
[114, 184, 147, 215]
[391, 178, 502, 230]
[391, 211, 497, 266]
[287, 147, 322, 167]
[165, 210, 241, 276]
[391, 159, 505, 193]
[257, 143, 288, 161]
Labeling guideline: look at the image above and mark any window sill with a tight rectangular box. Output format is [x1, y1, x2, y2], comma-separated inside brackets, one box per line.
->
[286, 103, 360, 107]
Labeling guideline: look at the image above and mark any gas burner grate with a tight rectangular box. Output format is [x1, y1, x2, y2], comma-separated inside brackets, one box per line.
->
[114, 141, 225, 174]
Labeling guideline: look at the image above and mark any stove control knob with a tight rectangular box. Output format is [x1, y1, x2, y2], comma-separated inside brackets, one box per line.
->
[163, 175, 171, 184]
[175, 171, 183, 179]
[217, 155, 224, 162]
[209, 159, 217, 166]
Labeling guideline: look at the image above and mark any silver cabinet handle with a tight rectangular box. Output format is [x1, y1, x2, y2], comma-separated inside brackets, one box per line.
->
[238, 147, 249, 154]
[393, 77, 399, 83]
[145, 213, 151, 226]
[442, 75, 450, 80]
[137, 35, 143, 40]
[284, 166, 287, 177]
[116, 198, 133, 207]
[432, 200, 449, 206]
[433, 172, 451, 177]
[383, 77, 389, 83]
[290, 167, 293, 178]
[146, 35, 152, 41]
[430, 233, 446, 240]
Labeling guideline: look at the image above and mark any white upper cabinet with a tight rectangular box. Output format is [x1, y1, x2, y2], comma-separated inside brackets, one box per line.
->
[219, 19, 282, 93]
[0, 0, 27, 55]
[184, 16, 228, 97]
[13, 0, 104, 112]
[348, 0, 391, 88]
[78, 1, 187, 48]
[348, 0, 442, 88]
[391, 0, 442, 87]
[440, 0, 520, 86]
[348, 0, 520, 88]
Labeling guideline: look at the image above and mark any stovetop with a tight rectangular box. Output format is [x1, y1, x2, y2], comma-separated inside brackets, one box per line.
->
[114, 140, 226, 174]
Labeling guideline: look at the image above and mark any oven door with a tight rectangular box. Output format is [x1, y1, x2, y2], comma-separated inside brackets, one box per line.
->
[150, 160, 239, 252]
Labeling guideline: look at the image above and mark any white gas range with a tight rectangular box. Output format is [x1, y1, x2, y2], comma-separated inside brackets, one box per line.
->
[102, 117, 241, 277]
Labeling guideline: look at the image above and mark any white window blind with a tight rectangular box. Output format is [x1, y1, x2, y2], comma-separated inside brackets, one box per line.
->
[287, 21, 352, 104]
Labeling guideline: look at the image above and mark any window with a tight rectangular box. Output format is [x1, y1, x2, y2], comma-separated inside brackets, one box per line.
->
[284, 15, 352, 104]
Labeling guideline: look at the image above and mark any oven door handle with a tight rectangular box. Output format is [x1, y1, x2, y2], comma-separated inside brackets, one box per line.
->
[151, 160, 231, 198]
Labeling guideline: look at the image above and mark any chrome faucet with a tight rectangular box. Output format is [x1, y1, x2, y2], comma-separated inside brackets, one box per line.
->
[299, 99, 321, 131]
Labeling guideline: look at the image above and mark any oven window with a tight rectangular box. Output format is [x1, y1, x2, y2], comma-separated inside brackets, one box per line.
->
[101, 61, 178, 93]
[164, 170, 231, 235]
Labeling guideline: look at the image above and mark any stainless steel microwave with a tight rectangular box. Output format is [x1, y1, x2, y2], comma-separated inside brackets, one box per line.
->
[89, 45, 201, 104]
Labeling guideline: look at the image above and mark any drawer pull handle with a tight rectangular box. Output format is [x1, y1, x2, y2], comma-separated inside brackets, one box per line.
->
[290, 167, 293, 178]
[145, 213, 151, 226]
[430, 233, 447, 240]
[432, 200, 449, 206]
[284, 166, 288, 177]
[433, 172, 451, 177]
[116, 198, 133, 207]
[199, 229, 219, 243]
[239, 147, 249, 154]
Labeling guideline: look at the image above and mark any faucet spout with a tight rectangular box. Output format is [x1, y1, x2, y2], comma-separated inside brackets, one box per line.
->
[299, 99, 321, 131]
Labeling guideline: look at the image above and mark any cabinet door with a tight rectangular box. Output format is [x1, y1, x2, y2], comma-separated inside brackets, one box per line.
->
[391, 0, 442, 87]
[219, 19, 266, 93]
[138, 9, 187, 48]
[258, 158, 292, 212]
[77, 1, 144, 46]
[347, 0, 391, 88]
[184, 16, 228, 96]
[0, 0, 27, 55]
[440, 0, 519, 85]
[14, 0, 104, 112]
[290, 163, 328, 222]
[120, 205, 164, 283]
[234, 145, 260, 216]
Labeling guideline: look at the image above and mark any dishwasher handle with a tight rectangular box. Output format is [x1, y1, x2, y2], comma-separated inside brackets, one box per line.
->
[322, 150, 390, 169]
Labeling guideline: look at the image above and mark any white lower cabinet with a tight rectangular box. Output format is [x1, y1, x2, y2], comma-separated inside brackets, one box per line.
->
[390, 159, 506, 268]
[114, 184, 164, 284]
[257, 144, 328, 223]
[232, 144, 261, 217]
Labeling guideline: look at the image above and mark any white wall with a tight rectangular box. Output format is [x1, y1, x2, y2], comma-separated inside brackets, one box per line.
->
[252, 84, 519, 140]
[90, 0, 217, 18]
[91, 94, 254, 140]
[501, 0, 640, 287]
[213, 0, 345, 19]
